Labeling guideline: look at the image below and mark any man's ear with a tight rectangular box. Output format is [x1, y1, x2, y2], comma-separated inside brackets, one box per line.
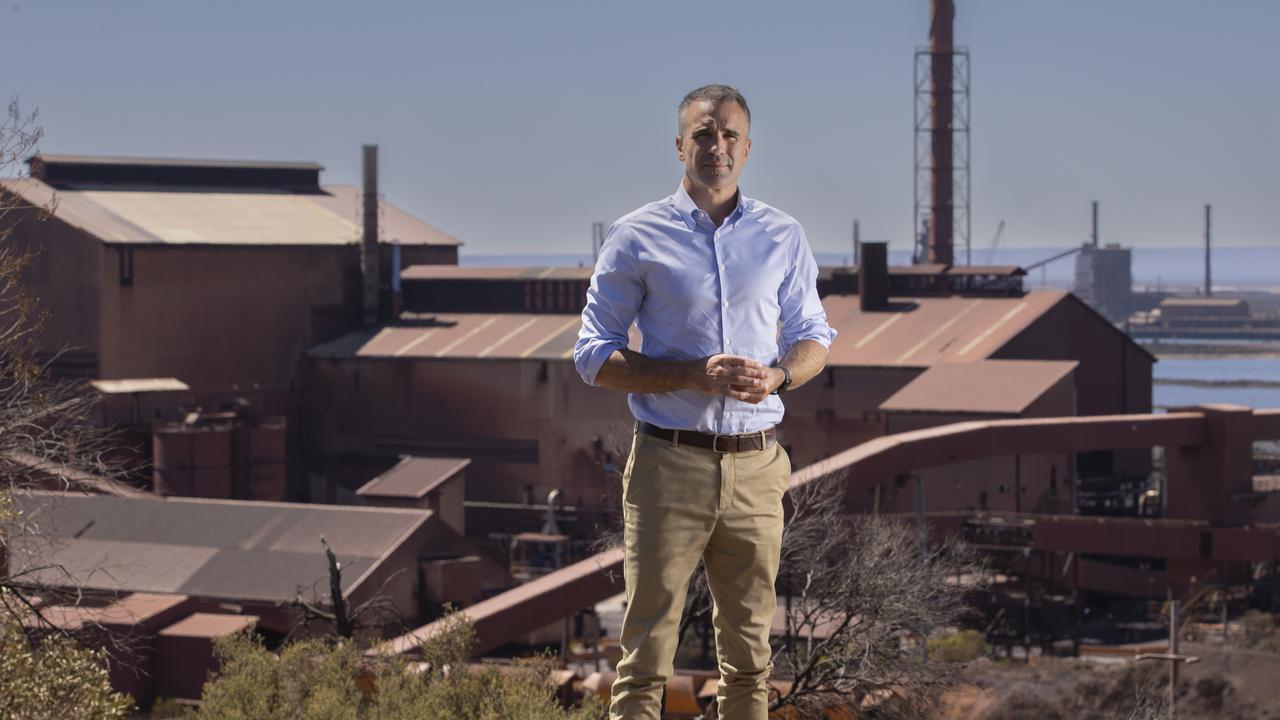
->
[675, 135, 685, 162]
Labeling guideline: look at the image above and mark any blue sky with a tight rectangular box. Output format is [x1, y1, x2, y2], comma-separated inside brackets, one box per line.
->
[3, 1, 1276, 256]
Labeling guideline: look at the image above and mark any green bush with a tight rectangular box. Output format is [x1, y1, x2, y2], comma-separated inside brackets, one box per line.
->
[1240, 609, 1280, 652]
[194, 611, 606, 720]
[0, 611, 132, 720]
[927, 629, 988, 663]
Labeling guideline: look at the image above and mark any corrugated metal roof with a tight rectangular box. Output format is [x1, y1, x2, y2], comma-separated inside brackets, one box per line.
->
[91, 378, 190, 394]
[157, 612, 257, 638]
[401, 266, 592, 281]
[310, 313, 635, 361]
[309, 185, 460, 246]
[25, 593, 191, 631]
[823, 291, 1066, 367]
[0, 178, 459, 247]
[356, 456, 470, 499]
[11, 493, 431, 604]
[880, 360, 1077, 415]
[31, 154, 324, 171]
[311, 292, 1061, 365]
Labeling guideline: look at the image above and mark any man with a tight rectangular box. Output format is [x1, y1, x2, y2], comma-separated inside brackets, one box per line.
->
[574, 84, 835, 720]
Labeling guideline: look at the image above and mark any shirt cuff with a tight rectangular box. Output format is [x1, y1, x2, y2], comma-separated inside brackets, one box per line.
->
[576, 339, 627, 386]
[781, 326, 838, 356]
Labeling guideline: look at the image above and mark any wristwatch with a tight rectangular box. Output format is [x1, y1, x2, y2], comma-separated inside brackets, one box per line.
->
[771, 365, 792, 395]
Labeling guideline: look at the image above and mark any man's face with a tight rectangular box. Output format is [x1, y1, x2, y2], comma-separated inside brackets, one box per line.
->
[676, 99, 751, 193]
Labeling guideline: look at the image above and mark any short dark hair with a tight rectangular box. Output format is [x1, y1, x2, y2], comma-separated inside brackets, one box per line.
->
[677, 84, 751, 135]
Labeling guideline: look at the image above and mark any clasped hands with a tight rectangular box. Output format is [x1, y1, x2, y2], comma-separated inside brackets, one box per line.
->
[693, 354, 784, 404]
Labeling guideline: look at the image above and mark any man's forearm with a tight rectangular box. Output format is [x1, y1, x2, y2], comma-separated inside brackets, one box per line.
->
[776, 339, 829, 391]
[593, 341, 828, 400]
[594, 348, 700, 394]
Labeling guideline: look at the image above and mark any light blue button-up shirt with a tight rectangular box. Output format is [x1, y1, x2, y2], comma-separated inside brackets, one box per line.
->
[574, 183, 836, 434]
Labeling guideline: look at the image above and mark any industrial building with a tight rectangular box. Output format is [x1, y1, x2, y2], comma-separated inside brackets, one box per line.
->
[301, 245, 1152, 524]
[9, 490, 501, 636]
[0, 154, 458, 398]
[1074, 243, 1133, 323]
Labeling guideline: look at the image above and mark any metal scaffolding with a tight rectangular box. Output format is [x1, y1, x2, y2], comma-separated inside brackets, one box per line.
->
[913, 46, 971, 265]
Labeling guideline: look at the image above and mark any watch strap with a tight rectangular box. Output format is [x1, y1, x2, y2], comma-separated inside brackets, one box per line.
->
[772, 365, 792, 395]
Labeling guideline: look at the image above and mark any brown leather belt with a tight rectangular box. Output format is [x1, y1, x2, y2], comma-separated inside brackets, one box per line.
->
[637, 421, 776, 454]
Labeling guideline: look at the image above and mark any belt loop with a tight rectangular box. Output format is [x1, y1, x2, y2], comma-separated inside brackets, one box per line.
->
[759, 429, 766, 450]
[672, 429, 680, 448]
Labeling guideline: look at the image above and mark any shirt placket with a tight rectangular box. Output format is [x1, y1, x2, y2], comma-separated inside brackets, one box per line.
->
[713, 218, 730, 432]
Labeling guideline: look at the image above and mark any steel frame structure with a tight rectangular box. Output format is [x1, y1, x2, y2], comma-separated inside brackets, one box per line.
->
[914, 47, 971, 265]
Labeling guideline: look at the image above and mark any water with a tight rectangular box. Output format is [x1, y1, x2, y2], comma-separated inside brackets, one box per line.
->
[1156, 357, 1280, 383]
[1155, 385, 1280, 410]
[1150, 341, 1280, 410]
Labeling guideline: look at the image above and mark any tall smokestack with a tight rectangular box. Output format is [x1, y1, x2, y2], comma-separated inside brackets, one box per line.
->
[1091, 201, 1099, 247]
[853, 219, 861, 266]
[927, 0, 955, 266]
[362, 144, 380, 326]
[1204, 203, 1212, 298]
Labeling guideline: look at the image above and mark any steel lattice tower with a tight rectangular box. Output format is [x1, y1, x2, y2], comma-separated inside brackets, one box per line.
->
[913, 25, 971, 266]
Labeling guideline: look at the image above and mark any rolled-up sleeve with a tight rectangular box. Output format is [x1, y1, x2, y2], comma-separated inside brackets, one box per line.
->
[575, 223, 644, 385]
[777, 225, 837, 356]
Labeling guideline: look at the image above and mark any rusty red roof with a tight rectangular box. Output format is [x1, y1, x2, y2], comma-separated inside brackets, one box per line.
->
[823, 290, 1067, 367]
[22, 593, 190, 631]
[879, 360, 1077, 415]
[356, 456, 470, 500]
[312, 292, 1064, 364]
[157, 612, 257, 638]
[310, 314, 640, 361]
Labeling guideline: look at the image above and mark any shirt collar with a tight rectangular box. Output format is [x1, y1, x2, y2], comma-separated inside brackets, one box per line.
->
[672, 181, 749, 231]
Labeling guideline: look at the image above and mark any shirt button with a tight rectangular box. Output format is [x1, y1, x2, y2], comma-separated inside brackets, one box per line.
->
[722, 301, 729, 308]
[719, 263, 725, 270]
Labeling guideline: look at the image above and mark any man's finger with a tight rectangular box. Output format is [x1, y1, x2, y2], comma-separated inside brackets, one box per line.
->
[724, 367, 768, 382]
[719, 355, 764, 369]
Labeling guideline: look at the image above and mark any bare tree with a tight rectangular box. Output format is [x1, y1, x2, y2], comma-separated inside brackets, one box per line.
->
[0, 97, 133, 718]
[0, 97, 132, 618]
[769, 474, 981, 718]
[288, 536, 407, 642]
[595, 456, 982, 718]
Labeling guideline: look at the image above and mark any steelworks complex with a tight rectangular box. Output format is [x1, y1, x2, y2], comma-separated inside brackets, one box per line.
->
[3, 153, 1279, 711]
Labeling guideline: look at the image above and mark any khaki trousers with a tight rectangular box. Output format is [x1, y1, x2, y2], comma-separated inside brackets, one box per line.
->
[609, 426, 791, 720]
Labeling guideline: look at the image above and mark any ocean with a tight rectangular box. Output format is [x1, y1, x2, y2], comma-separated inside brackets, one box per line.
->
[1150, 345, 1280, 411]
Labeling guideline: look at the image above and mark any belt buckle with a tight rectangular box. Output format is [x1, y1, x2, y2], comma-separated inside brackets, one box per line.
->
[712, 434, 734, 454]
